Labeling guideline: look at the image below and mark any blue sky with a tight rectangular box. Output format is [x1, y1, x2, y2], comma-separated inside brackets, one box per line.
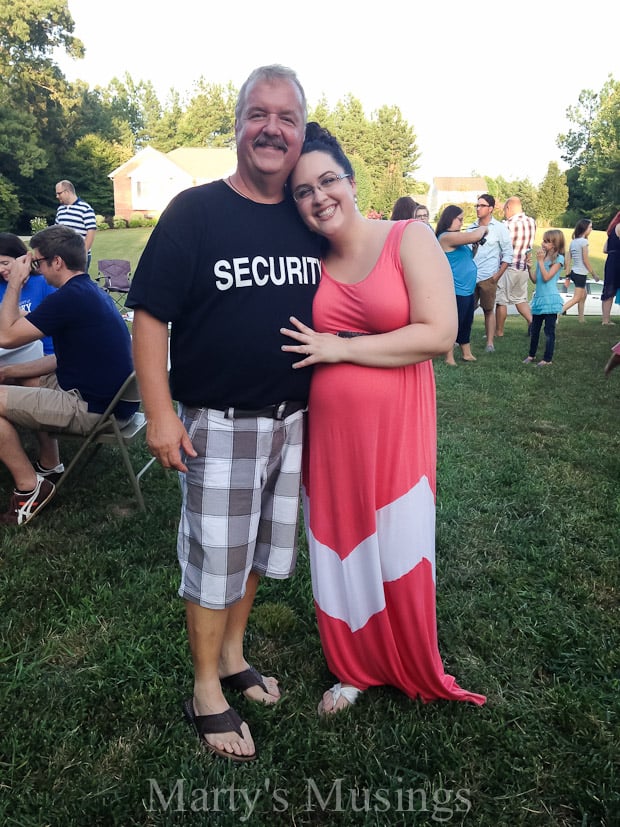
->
[59, 0, 618, 186]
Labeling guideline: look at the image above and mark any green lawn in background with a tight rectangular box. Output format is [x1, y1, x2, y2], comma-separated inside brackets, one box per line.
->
[85, 225, 610, 281]
[1, 310, 618, 826]
[90, 227, 153, 276]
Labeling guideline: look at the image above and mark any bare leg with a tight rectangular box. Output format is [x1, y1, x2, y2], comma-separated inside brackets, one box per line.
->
[0, 415, 38, 491]
[483, 309, 495, 348]
[605, 352, 620, 375]
[459, 343, 476, 361]
[185, 599, 256, 758]
[0, 389, 38, 491]
[515, 301, 532, 325]
[444, 346, 457, 366]
[602, 297, 616, 325]
[578, 296, 586, 323]
[36, 432, 60, 469]
[561, 286, 586, 316]
[219, 571, 280, 703]
[495, 304, 507, 337]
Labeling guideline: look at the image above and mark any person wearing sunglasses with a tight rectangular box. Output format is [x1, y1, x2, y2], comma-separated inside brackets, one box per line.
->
[468, 194, 513, 351]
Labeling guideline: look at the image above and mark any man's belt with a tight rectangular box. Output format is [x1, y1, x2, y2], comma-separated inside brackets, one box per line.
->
[221, 401, 306, 420]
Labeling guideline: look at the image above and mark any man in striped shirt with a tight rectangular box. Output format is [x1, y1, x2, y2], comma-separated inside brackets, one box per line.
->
[54, 181, 97, 272]
[496, 196, 536, 336]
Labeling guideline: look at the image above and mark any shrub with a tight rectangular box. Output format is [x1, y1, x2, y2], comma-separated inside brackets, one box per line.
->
[30, 216, 48, 234]
[95, 214, 110, 230]
[112, 216, 128, 229]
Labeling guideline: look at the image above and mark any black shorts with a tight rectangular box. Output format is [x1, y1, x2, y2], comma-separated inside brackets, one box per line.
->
[569, 272, 587, 289]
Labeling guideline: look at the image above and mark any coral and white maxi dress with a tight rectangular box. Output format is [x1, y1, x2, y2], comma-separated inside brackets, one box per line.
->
[303, 221, 485, 706]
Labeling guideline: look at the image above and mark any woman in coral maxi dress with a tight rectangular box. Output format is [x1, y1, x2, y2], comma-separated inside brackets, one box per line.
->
[283, 124, 486, 714]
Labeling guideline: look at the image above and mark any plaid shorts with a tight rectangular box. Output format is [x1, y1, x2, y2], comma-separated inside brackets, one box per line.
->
[177, 405, 304, 609]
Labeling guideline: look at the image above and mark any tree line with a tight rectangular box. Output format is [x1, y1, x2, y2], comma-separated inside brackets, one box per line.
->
[1, 1, 617, 232]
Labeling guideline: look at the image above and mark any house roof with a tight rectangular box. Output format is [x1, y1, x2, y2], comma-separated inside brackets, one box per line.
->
[108, 145, 238, 181]
[433, 176, 487, 191]
[108, 146, 165, 178]
[166, 147, 237, 179]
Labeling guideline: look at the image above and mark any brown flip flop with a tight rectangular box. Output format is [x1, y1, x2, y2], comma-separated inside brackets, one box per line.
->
[182, 698, 257, 762]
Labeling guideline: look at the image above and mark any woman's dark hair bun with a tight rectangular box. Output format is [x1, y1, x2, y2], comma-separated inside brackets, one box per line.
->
[304, 121, 332, 142]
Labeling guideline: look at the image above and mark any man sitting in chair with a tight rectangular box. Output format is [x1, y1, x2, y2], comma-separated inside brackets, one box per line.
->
[0, 225, 137, 525]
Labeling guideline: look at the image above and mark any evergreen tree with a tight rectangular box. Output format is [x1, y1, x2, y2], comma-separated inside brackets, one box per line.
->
[536, 162, 568, 225]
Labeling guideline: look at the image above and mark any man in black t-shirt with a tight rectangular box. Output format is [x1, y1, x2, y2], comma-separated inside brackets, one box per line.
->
[127, 65, 320, 763]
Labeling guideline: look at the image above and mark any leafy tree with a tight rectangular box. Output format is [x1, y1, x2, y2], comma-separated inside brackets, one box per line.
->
[536, 162, 568, 225]
[557, 76, 619, 226]
[579, 77, 620, 221]
[0, 174, 21, 230]
[309, 96, 331, 129]
[176, 80, 236, 147]
[511, 179, 538, 219]
[308, 95, 421, 214]
[0, 0, 83, 227]
[367, 105, 419, 180]
[63, 134, 131, 215]
[373, 162, 405, 218]
[347, 154, 371, 215]
[149, 90, 184, 153]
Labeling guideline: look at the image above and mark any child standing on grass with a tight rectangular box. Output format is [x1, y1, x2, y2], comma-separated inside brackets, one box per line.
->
[523, 230, 565, 367]
[561, 218, 599, 321]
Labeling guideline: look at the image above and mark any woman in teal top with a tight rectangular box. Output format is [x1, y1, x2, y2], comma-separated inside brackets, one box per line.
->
[523, 229, 565, 366]
[436, 205, 488, 365]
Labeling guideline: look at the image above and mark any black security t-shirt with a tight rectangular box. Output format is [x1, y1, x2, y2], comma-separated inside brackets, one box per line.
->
[127, 181, 321, 408]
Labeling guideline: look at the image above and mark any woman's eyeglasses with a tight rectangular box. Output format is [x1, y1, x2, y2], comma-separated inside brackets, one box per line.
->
[293, 173, 352, 203]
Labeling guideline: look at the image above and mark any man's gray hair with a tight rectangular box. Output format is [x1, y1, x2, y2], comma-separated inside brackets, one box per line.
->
[235, 65, 307, 124]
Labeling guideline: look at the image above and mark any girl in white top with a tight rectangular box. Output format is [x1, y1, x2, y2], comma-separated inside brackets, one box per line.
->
[561, 218, 599, 321]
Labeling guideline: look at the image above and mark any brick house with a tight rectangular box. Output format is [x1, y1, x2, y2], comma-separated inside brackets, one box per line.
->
[109, 146, 237, 221]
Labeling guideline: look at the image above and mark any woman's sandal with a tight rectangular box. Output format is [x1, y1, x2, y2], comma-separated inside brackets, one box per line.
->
[317, 683, 362, 715]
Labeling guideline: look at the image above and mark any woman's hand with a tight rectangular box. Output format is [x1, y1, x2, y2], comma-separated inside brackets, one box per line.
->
[536, 247, 545, 261]
[281, 316, 346, 368]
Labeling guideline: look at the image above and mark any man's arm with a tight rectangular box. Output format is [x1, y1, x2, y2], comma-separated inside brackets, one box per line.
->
[0, 255, 45, 348]
[0, 354, 56, 384]
[493, 225, 514, 281]
[131, 308, 196, 472]
[84, 228, 96, 254]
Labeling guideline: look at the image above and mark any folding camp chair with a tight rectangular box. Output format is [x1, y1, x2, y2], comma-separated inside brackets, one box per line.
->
[96, 259, 132, 310]
[54, 371, 155, 511]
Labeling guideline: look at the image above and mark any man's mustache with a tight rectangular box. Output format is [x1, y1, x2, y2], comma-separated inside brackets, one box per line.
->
[253, 137, 288, 152]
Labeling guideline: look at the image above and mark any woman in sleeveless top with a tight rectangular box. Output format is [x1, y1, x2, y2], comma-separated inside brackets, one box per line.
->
[281, 124, 486, 715]
[601, 210, 620, 325]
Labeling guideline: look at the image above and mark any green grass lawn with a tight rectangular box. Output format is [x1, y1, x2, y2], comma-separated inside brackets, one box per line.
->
[90, 227, 154, 277]
[1, 238, 618, 825]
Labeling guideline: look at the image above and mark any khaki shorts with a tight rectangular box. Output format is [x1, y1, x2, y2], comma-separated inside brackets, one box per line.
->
[4, 373, 102, 435]
[474, 276, 498, 312]
[496, 267, 529, 305]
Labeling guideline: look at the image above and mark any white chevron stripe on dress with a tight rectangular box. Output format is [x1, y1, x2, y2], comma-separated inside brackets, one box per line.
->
[306, 476, 436, 632]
